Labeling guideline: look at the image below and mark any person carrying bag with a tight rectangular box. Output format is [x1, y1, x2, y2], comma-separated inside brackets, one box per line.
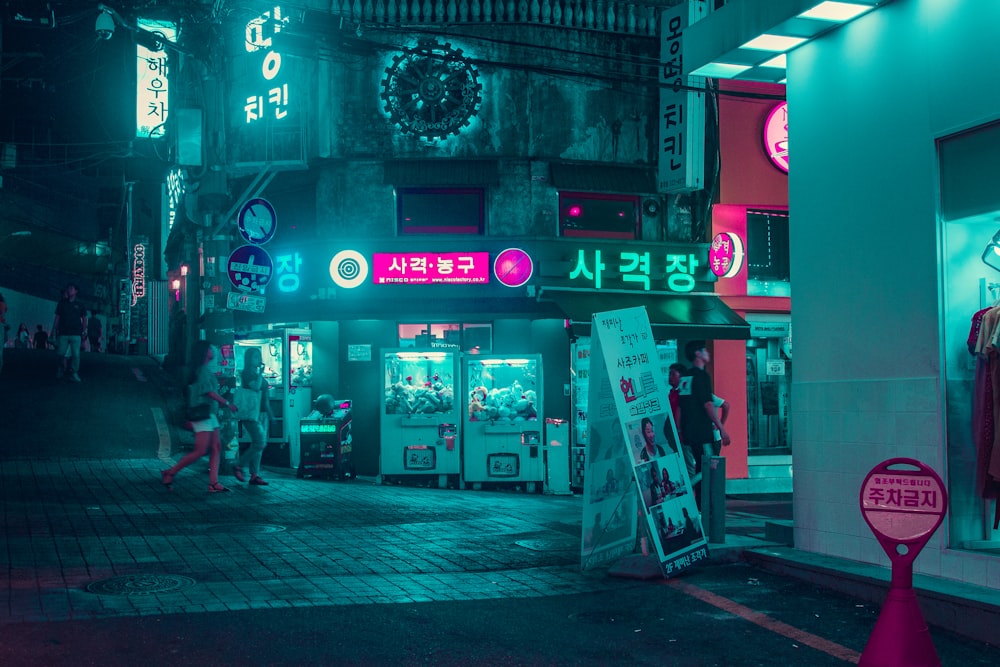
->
[232, 347, 276, 486]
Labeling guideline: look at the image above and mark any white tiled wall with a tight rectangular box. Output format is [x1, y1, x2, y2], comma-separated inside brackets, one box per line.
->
[789, 376, 990, 586]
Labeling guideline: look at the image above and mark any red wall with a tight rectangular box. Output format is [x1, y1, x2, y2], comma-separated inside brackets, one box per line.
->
[712, 81, 790, 481]
[717, 81, 788, 206]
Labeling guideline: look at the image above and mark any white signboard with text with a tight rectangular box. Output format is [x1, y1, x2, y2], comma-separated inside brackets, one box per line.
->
[582, 306, 708, 576]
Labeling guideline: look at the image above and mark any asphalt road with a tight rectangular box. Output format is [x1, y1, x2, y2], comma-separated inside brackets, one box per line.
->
[3, 562, 998, 666]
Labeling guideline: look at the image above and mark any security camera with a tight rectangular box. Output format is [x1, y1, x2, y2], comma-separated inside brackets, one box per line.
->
[95, 11, 115, 40]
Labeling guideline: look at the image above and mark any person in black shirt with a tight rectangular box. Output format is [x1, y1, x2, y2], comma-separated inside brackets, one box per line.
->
[52, 283, 87, 382]
[677, 341, 730, 486]
[33, 324, 49, 350]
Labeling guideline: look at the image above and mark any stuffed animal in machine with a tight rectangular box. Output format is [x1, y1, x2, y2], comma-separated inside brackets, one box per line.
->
[468, 386, 487, 420]
[515, 388, 538, 421]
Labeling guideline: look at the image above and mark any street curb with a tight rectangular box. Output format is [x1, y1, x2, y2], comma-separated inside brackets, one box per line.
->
[743, 546, 1000, 647]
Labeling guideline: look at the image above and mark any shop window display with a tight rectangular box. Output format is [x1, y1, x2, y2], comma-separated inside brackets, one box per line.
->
[383, 350, 456, 415]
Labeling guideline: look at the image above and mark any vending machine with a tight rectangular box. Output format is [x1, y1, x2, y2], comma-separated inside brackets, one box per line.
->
[463, 355, 543, 490]
[298, 397, 353, 480]
[234, 328, 313, 469]
[380, 349, 461, 488]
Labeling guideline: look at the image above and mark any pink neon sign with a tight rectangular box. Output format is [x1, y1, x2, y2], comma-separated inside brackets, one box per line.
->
[372, 252, 490, 285]
[709, 232, 744, 279]
[763, 102, 789, 173]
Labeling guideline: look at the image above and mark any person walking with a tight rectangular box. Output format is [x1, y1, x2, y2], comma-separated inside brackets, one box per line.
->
[52, 283, 86, 382]
[15, 323, 29, 348]
[677, 341, 730, 488]
[232, 346, 276, 486]
[33, 324, 49, 350]
[87, 311, 103, 353]
[161, 340, 238, 493]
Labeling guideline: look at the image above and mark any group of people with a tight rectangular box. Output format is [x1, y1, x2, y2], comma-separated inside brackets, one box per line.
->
[161, 340, 276, 493]
[0, 284, 103, 380]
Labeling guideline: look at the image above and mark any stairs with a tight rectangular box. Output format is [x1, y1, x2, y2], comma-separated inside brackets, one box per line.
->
[725, 454, 792, 495]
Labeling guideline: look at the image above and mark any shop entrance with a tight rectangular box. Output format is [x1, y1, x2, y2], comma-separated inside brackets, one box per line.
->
[745, 318, 791, 453]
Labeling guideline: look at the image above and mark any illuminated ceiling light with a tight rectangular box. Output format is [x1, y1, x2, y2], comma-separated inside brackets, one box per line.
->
[760, 54, 788, 69]
[741, 34, 809, 52]
[691, 62, 752, 78]
[799, 1, 874, 22]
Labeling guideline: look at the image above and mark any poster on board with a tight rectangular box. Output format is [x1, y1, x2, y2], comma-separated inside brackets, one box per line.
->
[587, 306, 708, 576]
[581, 327, 638, 570]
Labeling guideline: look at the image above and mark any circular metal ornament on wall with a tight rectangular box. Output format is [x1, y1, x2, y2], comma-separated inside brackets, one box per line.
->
[381, 40, 482, 140]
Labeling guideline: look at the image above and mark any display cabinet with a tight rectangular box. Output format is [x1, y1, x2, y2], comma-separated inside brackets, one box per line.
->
[463, 355, 543, 489]
[380, 349, 461, 488]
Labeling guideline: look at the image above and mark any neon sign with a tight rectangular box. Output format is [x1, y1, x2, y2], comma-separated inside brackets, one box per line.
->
[165, 168, 184, 231]
[136, 19, 176, 138]
[244, 6, 290, 124]
[764, 102, 789, 173]
[372, 252, 489, 284]
[710, 232, 745, 279]
[131, 242, 147, 306]
[568, 248, 703, 292]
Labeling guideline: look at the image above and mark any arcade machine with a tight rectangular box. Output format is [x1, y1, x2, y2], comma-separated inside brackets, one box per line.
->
[233, 329, 313, 469]
[464, 355, 543, 491]
[298, 395, 353, 480]
[380, 349, 461, 488]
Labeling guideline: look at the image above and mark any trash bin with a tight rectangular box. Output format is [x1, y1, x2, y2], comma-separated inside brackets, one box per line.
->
[543, 418, 572, 495]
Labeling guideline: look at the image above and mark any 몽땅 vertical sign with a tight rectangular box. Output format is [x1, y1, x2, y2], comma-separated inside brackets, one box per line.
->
[585, 306, 707, 576]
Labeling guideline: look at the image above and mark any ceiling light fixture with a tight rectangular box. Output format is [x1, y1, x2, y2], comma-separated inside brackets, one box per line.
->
[685, 0, 891, 84]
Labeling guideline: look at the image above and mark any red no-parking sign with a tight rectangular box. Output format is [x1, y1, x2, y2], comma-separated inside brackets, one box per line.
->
[858, 458, 947, 667]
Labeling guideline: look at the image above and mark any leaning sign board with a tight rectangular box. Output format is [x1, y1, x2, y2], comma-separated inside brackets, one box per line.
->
[227, 291, 266, 313]
[582, 306, 707, 575]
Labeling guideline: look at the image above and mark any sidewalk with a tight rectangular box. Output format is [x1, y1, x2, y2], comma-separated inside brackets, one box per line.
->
[1, 347, 997, 647]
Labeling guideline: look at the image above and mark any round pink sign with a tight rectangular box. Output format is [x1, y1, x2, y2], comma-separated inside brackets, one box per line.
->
[763, 102, 789, 173]
[710, 232, 744, 279]
[860, 458, 946, 563]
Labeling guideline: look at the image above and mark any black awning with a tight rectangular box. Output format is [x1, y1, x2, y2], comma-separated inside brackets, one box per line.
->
[549, 162, 657, 194]
[383, 159, 500, 186]
[545, 290, 750, 340]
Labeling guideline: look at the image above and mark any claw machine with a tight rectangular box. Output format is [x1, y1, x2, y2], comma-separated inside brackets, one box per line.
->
[380, 349, 461, 488]
[234, 328, 313, 469]
[464, 355, 543, 491]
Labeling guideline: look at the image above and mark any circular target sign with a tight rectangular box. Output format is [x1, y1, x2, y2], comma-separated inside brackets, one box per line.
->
[329, 249, 369, 289]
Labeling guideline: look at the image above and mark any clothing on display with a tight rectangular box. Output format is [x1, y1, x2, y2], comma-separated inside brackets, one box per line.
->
[967, 305, 1000, 529]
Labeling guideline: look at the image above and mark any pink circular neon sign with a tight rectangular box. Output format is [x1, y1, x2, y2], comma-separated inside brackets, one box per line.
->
[710, 232, 744, 279]
[764, 102, 789, 173]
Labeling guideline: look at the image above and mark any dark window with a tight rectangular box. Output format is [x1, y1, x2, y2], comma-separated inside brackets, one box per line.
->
[396, 188, 484, 235]
[559, 192, 639, 239]
[746, 209, 790, 282]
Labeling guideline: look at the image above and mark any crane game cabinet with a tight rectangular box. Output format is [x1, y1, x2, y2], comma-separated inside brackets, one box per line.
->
[380, 349, 461, 489]
[464, 355, 543, 491]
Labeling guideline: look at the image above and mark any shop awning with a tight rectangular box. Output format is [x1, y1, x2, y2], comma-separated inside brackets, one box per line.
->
[545, 290, 750, 340]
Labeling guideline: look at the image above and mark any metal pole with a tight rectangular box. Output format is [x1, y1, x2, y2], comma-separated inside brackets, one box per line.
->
[702, 455, 726, 544]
